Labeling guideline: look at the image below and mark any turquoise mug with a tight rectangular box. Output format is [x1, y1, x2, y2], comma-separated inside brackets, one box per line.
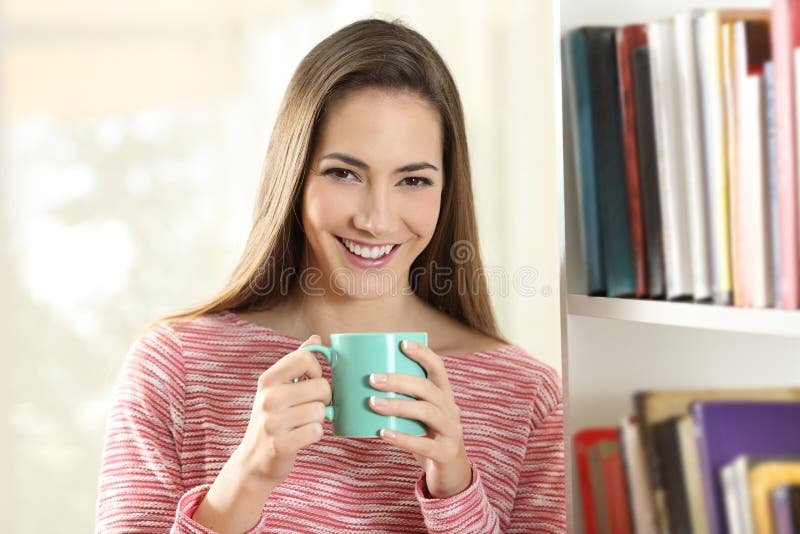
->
[299, 332, 428, 438]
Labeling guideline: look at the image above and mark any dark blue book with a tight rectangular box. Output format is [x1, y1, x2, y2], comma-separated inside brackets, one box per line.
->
[564, 29, 606, 295]
[565, 27, 636, 297]
[692, 401, 800, 534]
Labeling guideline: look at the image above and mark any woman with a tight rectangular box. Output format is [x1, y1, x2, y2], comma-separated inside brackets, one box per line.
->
[95, 18, 565, 533]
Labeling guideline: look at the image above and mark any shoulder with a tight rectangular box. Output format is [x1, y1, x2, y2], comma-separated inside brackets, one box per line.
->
[121, 321, 186, 380]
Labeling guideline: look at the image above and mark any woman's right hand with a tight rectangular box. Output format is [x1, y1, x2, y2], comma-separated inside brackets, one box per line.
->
[192, 334, 331, 533]
[235, 334, 332, 485]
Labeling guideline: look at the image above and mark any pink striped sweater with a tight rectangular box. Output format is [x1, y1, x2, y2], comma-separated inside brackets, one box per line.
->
[95, 311, 565, 533]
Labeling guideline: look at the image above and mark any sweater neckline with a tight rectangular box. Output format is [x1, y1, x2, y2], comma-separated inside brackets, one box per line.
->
[219, 310, 519, 359]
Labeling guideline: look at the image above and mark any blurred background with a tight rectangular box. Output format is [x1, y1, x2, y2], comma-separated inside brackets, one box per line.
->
[1, 0, 560, 531]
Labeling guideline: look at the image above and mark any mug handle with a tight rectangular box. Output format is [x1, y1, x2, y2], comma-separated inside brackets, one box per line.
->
[295, 344, 334, 421]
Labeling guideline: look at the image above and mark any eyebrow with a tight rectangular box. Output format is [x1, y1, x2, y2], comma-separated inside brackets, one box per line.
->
[321, 152, 439, 173]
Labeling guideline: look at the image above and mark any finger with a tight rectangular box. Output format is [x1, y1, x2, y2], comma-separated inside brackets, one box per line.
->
[260, 335, 323, 385]
[369, 372, 442, 404]
[261, 377, 331, 412]
[377, 428, 449, 463]
[399, 340, 450, 390]
[369, 397, 450, 434]
[266, 401, 327, 435]
[282, 377, 332, 407]
[282, 421, 325, 451]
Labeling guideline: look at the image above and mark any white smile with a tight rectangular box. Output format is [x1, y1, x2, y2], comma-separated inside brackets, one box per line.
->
[337, 237, 397, 260]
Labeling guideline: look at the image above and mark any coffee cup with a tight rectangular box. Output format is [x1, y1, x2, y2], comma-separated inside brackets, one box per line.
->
[300, 332, 428, 438]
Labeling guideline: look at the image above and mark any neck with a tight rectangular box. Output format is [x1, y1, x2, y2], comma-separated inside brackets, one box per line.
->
[285, 288, 427, 342]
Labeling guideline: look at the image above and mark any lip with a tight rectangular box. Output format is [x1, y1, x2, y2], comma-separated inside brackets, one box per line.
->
[335, 236, 401, 269]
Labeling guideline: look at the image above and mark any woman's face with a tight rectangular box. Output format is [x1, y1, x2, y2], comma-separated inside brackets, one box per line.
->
[301, 88, 444, 299]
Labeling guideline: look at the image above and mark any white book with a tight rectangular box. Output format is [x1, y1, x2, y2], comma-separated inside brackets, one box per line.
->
[620, 416, 658, 534]
[722, 463, 744, 534]
[734, 22, 772, 307]
[695, 11, 733, 305]
[647, 20, 694, 300]
[721, 455, 756, 534]
[674, 11, 713, 302]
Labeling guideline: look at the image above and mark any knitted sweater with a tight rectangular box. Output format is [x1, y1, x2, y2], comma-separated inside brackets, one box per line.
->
[95, 311, 565, 533]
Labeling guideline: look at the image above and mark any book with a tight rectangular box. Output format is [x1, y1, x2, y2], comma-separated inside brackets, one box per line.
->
[674, 11, 713, 302]
[601, 441, 633, 534]
[620, 416, 659, 533]
[772, 485, 800, 534]
[630, 44, 666, 299]
[721, 454, 762, 534]
[716, 10, 771, 306]
[563, 29, 606, 295]
[694, 10, 736, 305]
[691, 400, 800, 534]
[764, 61, 782, 308]
[732, 19, 772, 308]
[588, 440, 616, 533]
[634, 388, 800, 533]
[616, 24, 650, 298]
[585, 28, 637, 298]
[770, 0, 800, 310]
[654, 417, 692, 532]
[575, 428, 621, 534]
[749, 459, 800, 534]
[647, 20, 694, 301]
[676, 414, 710, 533]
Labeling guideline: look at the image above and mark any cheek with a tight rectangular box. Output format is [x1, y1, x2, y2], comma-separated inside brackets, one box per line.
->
[404, 190, 441, 239]
[303, 179, 354, 231]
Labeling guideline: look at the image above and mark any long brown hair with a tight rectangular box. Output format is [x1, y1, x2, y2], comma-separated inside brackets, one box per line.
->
[151, 17, 507, 343]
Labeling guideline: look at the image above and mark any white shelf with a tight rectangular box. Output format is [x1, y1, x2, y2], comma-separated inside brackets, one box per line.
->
[567, 294, 800, 337]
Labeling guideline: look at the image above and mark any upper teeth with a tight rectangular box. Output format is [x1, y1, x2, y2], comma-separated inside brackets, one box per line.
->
[341, 238, 395, 259]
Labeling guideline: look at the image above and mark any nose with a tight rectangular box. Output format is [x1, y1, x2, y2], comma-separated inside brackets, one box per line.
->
[353, 183, 399, 237]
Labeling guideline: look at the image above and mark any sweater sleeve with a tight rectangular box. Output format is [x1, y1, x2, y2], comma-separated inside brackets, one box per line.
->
[94, 323, 268, 534]
[414, 462, 502, 533]
[414, 362, 566, 534]
[507, 367, 567, 533]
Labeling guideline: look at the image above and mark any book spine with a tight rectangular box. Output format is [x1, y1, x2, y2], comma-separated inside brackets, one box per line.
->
[647, 21, 694, 300]
[631, 45, 667, 298]
[723, 22, 744, 306]
[675, 12, 713, 302]
[586, 29, 637, 298]
[771, 0, 800, 310]
[772, 486, 795, 534]
[765, 61, 782, 307]
[564, 29, 607, 295]
[616, 25, 650, 298]
[695, 11, 733, 305]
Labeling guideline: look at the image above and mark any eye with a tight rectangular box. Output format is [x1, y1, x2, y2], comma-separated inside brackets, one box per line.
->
[324, 168, 359, 182]
[399, 177, 434, 188]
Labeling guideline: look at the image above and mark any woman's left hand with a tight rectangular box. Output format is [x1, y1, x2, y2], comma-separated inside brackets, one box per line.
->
[368, 339, 473, 499]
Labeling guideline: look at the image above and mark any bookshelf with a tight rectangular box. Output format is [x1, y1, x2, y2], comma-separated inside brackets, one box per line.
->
[567, 294, 800, 337]
[558, 0, 799, 531]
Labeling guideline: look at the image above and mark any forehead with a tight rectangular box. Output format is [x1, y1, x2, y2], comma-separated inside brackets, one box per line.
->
[313, 88, 443, 166]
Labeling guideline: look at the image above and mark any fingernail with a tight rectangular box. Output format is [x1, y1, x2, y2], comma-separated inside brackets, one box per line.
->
[370, 395, 388, 407]
[370, 373, 387, 384]
[380, 428, 397, 439]
[402, 340, 418, 350]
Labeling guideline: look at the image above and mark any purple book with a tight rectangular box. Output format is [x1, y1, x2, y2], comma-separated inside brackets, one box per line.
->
[692, 401, 800, 534]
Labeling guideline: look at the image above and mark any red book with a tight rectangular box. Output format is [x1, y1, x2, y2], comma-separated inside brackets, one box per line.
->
[575, 428, 621, 534]
[771, 0, 800, 309]
[602, 447, 633, 534]
[616, 25, 650, 298]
